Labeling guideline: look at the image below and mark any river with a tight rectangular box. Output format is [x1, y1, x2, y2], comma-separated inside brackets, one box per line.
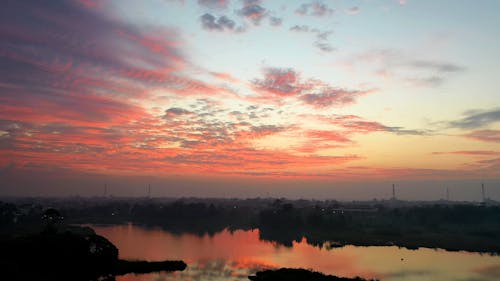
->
[91, 224, 500, 281]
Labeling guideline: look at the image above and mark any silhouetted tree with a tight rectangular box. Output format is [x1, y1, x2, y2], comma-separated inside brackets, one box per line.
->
[41, 208, 63, 233]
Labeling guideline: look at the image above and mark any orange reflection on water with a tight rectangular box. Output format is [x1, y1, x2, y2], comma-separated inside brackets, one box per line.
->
[92, 224, 500, 281]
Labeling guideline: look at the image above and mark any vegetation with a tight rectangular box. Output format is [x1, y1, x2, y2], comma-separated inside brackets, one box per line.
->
[249, 268, 378, 281]
[114, 260, 186, 275]
[2, 198, 500, 254]
[0, 203, 186, 281]
[257, 202, 500, 253]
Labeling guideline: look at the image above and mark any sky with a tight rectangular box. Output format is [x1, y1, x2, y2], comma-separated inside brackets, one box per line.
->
[0, 0, 499, 200]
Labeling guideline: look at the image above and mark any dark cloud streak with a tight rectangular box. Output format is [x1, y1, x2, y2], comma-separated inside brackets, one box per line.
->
[200, 13, 236, 31]
[449, 108, 500, 129]
[237, 0, 267, 25]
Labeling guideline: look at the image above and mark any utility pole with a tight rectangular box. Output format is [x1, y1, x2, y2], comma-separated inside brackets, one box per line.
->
[446, 187, 449, 201]
[481, 183, 485, 202]
[148, 184, 151, 198]
[392, 184, 396, 200]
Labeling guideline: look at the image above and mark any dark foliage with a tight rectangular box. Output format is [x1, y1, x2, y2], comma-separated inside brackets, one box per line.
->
[0, 205, 187, 281]
[2, 198, 500, 254]
[249, 268, 377, 281]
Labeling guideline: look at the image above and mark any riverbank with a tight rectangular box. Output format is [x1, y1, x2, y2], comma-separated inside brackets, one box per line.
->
[2, 199, 499, 254]
[0, 224, 186, 281]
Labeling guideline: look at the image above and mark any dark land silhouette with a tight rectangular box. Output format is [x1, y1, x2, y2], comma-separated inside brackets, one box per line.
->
[249, 268, 378, 281]
[2, 197, 500, 280]
[0, 207, 186, 281]
[2, 197, 499, 254]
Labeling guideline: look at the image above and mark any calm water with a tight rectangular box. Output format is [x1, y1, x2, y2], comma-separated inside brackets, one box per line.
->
[92, 224, 500, 281]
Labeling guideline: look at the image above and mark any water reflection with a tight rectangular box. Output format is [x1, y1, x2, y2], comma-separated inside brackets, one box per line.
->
[92, 224, 500, 281]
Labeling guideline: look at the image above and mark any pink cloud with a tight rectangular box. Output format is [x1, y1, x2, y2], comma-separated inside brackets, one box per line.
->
[432, 151, 500, 156]
[463, 130, 500, 143]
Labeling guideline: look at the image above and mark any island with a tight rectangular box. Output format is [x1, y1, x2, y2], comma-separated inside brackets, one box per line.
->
[249, 268, 378, 281]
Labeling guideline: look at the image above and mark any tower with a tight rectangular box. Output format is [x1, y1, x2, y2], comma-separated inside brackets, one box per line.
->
[481, 183, 485, 202]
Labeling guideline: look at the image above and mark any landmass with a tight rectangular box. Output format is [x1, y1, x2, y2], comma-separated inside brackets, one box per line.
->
[249, 268, 378, 281]
[2, 197, 499, 255]
[0, 209, 186, 281]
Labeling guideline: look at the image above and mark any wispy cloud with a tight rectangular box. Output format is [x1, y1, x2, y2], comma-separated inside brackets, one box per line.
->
[163, 107, 193, 118]
[449, 108, 500, 129]
[347, 6, 360, 15]
[344, 49, 466, 86]
[252, 68, 304, 96]
[252, 67, 372, 107]
[296, 2, 334, 17]
[289, 25, 334, 52]
[432, 150, 500, 156]
[200, 13, 238, 31]
[269, 16, 283, 26]
[290, 25, 311, 32]
[327, 115, 428, 135]
[306, 130, 352, 143]
[463, 130, 500, 143]
[237, 0, 267, 25]
[408, 60, 465, 73]
[198, 0, 228, 9]
[299, 88, 368, 108]
[313, 41, 335, 52]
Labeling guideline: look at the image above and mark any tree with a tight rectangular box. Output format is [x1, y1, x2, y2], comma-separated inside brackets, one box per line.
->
[42, 208, 63, 233]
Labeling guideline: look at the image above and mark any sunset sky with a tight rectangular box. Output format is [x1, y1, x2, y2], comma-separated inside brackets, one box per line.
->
[1, 0, 499, 199]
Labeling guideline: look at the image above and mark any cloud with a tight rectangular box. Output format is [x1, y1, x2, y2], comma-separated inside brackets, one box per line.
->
[299, 88, 369, 108]
[252, 68, 305, 96]
[384, 126, 429, 135]
[252, 68, 372, 107]
[198, 0, 228, 9]
[314, 41, 335, 52]
[345, 49, 465, 87]
[237, 0, 267, 25]
[247, 125, 286, 137]
[307, 130, 351, 143]
[210, 71, 241, 83]
[0, 0, 200, 128]
[351, 120, 425, 135]
[0, 1, 289, 178]
[475, 264, 500, 279]
[449, 108, 500, 129]
[463, 130, 500, 143]
[0, 91, 147, 127]
[200, 13, 236, 31]
[0, 0, 239, 105]
[347, 6, 360, 15]
[269, 16, 282, 26]
[296, 2, 334, 17]
[403, 60, 465, 86]
[289, 26, 334, 52]
[163, 107, 193, 118]
[316, 30, 333, 40]
[432, 151, 500, 156]
[323, 114, 428, 136]
[290, 25, 311, 32]
[406, 76, 444, 87]
[292, 114, 426, 153]
[408, 60, 465, 73]
[382, 270, 434, 279]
